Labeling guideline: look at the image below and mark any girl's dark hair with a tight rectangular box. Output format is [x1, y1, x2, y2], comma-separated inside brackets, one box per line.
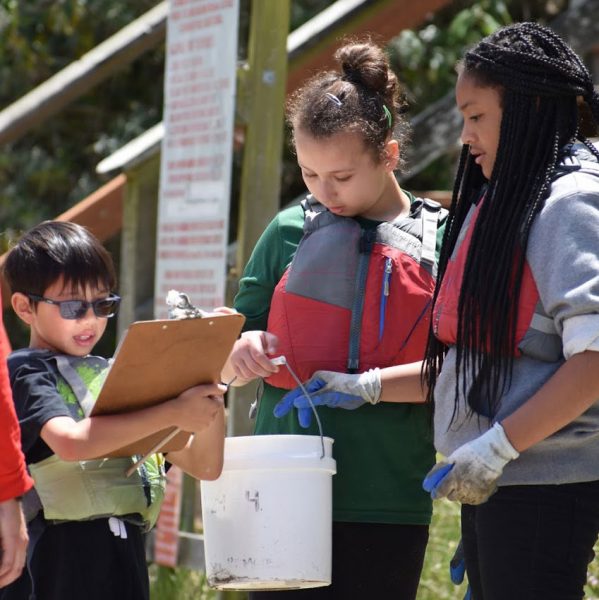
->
[286, 38, 409, 164]
[4, 221, 117, 297]
[424, 22, 599, 418]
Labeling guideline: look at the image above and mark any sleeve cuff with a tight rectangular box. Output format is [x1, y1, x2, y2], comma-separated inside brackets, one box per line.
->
[562, 314, 599, 359]
[0, 467, 33, 502]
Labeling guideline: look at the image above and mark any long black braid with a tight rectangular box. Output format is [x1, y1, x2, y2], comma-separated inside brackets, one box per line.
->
[424, 22, 599, 419]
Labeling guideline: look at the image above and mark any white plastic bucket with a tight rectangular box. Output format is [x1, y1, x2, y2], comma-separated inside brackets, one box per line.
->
[200, 434, 336, 590]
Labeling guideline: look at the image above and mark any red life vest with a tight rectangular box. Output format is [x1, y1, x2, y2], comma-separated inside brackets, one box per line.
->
[433, 147, 599, 360]
[265, 195, 446, 390]
[432, 200, 542, 356]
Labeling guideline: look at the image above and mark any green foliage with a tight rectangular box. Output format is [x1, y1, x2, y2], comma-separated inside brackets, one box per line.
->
[0, 0, 164, 238]
[386, 0, 570, 193]
[0, 0, 335, 239]
[388, 0, 512, 110]
[0, 0, 574, 230]
[420, 499, 599, 599]
[290, 0, 333, 31]
[0, 0, 527, 234]
[149, 564, 217, 600]
[418, 499, 467, 599]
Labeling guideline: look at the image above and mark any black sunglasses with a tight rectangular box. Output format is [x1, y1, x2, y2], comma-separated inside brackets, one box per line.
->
[27, 293, 121, 320]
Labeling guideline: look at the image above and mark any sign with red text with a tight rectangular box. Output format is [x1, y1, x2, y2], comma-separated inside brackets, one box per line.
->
[154, 0, 239, 318]
[153, 465, 183, 567]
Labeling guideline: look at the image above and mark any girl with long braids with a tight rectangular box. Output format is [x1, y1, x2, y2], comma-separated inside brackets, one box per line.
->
[282, 22, 599, 599]
[222, 39, 446, 599]
[421, 22, 599, 598]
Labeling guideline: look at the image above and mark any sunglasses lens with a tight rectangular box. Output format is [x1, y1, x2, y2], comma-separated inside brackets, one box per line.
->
[93, 296, 121, 318]
[59, 301, 88, 320]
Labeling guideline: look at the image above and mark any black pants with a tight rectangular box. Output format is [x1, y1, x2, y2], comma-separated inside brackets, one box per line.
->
[249, 521, 429, 600]
[462, 481, 599, 600]
[0, 517, 149, 600]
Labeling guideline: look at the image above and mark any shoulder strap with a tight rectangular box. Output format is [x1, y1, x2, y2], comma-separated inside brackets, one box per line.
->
[347, 230, 375, 372]
[420, 198, 443, 267]
[300, 194, 347, 233]
[51, 355, 109, 418]
[299, 194, 316, 214]
[300, 194, 325, 220]
[553, 142, 599, 181]
[52, 356, 96, 417]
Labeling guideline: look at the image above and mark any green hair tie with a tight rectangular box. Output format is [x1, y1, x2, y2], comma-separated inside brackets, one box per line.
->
[383, 104, 393, 129]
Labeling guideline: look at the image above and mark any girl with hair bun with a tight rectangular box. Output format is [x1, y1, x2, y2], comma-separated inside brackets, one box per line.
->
[223, 39, 447, 599]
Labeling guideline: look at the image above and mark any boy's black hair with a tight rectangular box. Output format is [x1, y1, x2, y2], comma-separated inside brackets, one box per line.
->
[424, 22, 599, 419]
[286, 38, 410, 166]
[3, 221, 117, 298]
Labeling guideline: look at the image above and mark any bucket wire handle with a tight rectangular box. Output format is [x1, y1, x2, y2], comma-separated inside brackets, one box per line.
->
[272, 356, 325, 459]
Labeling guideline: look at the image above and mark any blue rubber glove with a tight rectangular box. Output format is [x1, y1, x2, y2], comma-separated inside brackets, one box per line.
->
[450, 539, 466, 585]
[450, 539, 472, 600]
[273, 378, 326, 428]
[422, 463, 455, 499]
[273, 369, 382, 428]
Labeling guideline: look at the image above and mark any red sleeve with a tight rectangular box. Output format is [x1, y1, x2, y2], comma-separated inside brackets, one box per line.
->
[0, 302, 33, 501]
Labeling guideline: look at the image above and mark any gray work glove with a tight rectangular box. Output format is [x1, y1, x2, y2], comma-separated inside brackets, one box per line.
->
[423, 423, 519, 505]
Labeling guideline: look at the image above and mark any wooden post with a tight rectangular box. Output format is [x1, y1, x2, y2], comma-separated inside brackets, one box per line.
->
[236, 1, 291, 263]
[227, 0, 291, 438]
[117, 155, 160, 337]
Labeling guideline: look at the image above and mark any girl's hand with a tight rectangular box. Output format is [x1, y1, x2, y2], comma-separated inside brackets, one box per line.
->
[273, 369, 382, 428]
[171, 383, 226, 432]
[422, 422, 519, 505]
[227, 331, 279, 382]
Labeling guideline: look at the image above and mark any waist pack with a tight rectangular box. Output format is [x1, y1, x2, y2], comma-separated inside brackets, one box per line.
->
[28, 453, 166, 531]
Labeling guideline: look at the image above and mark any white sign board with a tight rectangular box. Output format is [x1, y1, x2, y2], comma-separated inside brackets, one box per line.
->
[154, 0, 239, 318]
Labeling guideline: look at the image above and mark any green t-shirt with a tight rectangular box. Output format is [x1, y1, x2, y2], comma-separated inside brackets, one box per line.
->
[234, 197, 444, 525]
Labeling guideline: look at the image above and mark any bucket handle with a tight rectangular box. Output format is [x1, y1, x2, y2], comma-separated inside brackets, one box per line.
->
[274, 356, 326, 459]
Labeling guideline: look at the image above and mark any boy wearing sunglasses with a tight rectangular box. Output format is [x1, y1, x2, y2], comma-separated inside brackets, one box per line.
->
[1, 221, 226, 600]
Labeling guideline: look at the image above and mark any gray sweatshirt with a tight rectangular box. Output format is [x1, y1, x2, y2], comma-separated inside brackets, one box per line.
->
[434, 143, 599, 485]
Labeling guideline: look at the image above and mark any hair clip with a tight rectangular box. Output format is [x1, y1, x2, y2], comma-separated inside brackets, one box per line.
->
[325, 92, 343, 107]
[383, 104, 393, 129]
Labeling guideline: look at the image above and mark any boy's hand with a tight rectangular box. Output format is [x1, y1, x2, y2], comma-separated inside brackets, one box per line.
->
[172, 383, 226, 432]
[227, 331, 279, 381]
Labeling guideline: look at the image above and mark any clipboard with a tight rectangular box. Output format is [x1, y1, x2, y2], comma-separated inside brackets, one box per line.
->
[91, 312, 245, 457]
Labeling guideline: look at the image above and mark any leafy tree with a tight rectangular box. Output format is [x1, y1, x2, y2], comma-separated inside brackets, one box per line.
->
[0, 0, 164, 349]
[389, 0, 568, 110]
[0, 0, 165, 243]
[0, 0, 337, 243]
[387, 0, 569, 191]
[0, 0, 573, 244]
[388, 0, 512, 110]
